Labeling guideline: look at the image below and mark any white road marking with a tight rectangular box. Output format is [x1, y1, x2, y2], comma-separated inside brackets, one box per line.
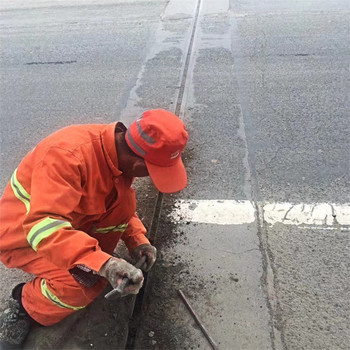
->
[172, 200, 256, 225]
[264, 202, 350, 226]
[171, 200, 350, 228]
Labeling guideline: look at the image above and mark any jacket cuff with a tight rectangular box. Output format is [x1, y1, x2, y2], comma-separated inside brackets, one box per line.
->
[124, 234, 151, 255]
[74, 250, 111, 272]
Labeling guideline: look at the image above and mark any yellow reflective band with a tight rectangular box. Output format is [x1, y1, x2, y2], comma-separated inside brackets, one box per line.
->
[113, 224, 128, 232]
[10, 168, 31, 214]
[27, 217, 71, 251]
[95, 224, 128, 234]
[41, 279, 85, 310]
[95, 225, 117, 233]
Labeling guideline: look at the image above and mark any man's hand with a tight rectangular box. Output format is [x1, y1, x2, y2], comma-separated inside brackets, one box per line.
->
[98, 257, 144, 295]
[132, 244, 157, 272]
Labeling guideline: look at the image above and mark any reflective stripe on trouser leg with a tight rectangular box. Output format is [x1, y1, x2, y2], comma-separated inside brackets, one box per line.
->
[95, 223, 128, 233]
[22, 277, 108, 326]
[41, 279, 85, 310]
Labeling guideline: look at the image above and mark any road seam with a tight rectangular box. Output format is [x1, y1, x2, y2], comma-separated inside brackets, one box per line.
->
[125, 0, 202, 348]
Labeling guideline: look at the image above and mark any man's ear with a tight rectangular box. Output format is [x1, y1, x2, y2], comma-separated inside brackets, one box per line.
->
[131, 157, 149, 177]
[132, 157, 144, 170]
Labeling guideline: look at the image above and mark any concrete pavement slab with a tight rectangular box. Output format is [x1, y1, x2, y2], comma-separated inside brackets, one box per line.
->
[265, 224, 350, 350]
[0, 0, 169, 180]
[132, 197, 272, 349]
[230, 2, 350, 203]
[230, 1, 350, 349]
[131, 1, 273, 349]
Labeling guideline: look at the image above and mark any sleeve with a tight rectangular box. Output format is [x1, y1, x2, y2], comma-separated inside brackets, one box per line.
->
[122, 213, 150, 254]
[23, 147, 111, 272]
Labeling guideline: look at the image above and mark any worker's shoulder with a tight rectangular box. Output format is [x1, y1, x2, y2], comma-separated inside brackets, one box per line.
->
[43, 123, 107, 150]
[30, 123, 110, 163]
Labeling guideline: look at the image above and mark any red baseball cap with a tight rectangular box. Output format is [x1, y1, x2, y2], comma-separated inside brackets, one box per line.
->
[125, 109, 189, 193]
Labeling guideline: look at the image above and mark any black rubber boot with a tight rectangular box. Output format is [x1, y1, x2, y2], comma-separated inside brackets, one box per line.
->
[0, 283, 33, 349]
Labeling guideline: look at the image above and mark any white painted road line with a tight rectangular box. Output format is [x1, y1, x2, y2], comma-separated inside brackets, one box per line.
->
[172, 200, 256, 225]
[171, 200, 350, 227]
[264, 202, 350, 226]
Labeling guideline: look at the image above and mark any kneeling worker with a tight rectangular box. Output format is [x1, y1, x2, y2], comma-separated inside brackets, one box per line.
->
[0, 109, 188, 349]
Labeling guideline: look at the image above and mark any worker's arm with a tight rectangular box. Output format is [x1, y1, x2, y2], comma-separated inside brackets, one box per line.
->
[23, 147, 111, 272]
[122, 214, 157, 271]
[121, 213, 150, 253]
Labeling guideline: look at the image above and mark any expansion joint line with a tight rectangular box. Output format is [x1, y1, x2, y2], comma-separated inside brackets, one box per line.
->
[255, 202, 286, 350]
[126, 0, 202, 349]
[232, 37, 285, 350]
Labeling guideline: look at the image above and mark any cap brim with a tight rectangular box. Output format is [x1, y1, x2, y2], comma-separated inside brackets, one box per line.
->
[145, 158, 187, 194]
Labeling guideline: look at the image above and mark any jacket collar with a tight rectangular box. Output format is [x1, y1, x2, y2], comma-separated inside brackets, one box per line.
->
[101, 122, 125, 177]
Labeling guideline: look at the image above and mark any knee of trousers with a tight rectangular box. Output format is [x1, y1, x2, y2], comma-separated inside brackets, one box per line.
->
[22, 276, 108, 326]
[48, 275, 108, 305]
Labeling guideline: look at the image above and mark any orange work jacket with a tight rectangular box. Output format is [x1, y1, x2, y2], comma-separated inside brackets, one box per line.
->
[0, 122, 150, 273]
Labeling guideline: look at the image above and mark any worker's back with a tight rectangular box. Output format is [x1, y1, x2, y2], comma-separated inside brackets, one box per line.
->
[0, 123, 136, 264]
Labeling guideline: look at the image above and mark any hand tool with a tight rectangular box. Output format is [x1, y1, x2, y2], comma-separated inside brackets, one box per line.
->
[178, 289, 219, 350]
[104, 255, 147, 299]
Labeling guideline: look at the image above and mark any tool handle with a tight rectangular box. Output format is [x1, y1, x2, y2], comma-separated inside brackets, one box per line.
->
[114, 277, 129, 294]
[134, 254, 147, 269]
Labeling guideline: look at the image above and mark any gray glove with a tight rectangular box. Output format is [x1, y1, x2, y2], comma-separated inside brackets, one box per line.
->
[131, 244, 157, 272]
[98, 257, 144, 295]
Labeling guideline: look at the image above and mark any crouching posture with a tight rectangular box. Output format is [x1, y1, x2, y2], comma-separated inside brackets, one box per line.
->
[0, 109, 188, 349]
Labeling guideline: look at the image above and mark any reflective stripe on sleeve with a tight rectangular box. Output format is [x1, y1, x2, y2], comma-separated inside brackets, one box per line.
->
[41, 279, 85, 310]
[27, 217, 72, 251]
[95, 223, 128, 234]
[10, 168, 31, 213]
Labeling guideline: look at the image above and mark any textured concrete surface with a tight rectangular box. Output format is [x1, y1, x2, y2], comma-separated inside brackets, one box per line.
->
[266, 225, 350, 350]
[231, 1, 350, 203]
[0, 0, 169, 182]
[230, 1, 350, 349]
[133, 200, 272, 350]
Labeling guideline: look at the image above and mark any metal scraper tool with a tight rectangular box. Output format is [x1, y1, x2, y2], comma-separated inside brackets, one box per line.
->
[104, 255, 147, 299]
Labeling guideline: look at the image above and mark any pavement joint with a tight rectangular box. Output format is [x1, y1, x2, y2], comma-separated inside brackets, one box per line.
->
[256, 201, 286, 350]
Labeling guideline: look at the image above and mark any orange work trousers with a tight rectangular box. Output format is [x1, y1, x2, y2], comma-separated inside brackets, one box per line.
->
[17, 250, 108, 326]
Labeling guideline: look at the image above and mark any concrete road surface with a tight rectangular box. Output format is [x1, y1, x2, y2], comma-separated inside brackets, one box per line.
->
[1, 0, 349, 349]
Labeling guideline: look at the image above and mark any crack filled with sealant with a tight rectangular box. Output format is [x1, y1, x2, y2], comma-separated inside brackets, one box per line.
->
[25, 60, 77, 65]
[199, 246, 259, 255]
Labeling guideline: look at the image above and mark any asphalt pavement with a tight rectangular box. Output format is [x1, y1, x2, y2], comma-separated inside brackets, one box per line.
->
[0, 0, 349, 349]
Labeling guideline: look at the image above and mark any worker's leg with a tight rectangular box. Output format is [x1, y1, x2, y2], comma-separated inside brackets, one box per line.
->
[0, 255, 108, 349]
[19, 256, 108, 326]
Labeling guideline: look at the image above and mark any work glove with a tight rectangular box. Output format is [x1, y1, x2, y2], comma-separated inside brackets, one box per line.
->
[131, 244, 157, 272]
[98, 257, 144, 296]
